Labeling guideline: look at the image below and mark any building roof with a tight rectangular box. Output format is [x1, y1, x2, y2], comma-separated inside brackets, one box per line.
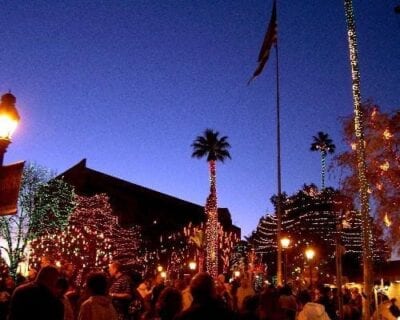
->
[58, 159, 240, 239]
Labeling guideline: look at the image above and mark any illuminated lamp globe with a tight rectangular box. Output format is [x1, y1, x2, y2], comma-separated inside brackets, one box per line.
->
[0, 93, 20, 141]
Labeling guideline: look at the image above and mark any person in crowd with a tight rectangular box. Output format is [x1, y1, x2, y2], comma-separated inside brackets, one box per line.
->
[297, 290, 330, 320]
[314, 285, 336, 320]
[27, 268, 38, 283]
[342, 287, 355, 320]
[56, 277, 74, 320]
[109, 261, 132, 320]
[8, 265, 64, 320]
[156, 287, 183, 320]
[230, 277, 241, 312]
[127, 278, 145, 320]
[278, 284, 297, 320]
[78, 271, 118, 320]
[216, 274, 233, 310]
[0, 280, 10, 320]
[259, 286, 284, 320]
[174, 272, 237, 320]
[389, 298, 400, 318]
[180, 277, 193, 311]
[4, 276, 15, 296]
[371, 295, 397, 320]
[15, 274, 26, 287]
[236, 277, 255, 312]
[348, 287, 362, 320]
[137, 276, 152, 300]
[150, 273, 166, 306]
[238, 294, 260, 320]
[141, 273, 166, 320]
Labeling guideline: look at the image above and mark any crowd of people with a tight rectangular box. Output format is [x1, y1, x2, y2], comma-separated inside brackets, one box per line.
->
[0, 261, 399, 320]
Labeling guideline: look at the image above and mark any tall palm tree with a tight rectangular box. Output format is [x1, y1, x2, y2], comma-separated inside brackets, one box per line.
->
[191, 129, 231, 278]
[343, 1, 373, 319]
[310, 131, 336, 189]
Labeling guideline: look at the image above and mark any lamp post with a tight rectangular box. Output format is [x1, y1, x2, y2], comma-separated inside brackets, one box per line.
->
[280, 237, 290, 284]
[188, 261, 197, 275]
[305, 248, 315, 288]
[0, 93, 20, 166]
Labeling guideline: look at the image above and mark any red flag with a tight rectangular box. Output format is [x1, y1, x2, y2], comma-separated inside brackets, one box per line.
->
[248, 1, 277, 84]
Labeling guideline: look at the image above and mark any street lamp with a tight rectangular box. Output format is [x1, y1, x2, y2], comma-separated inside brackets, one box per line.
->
[280, 237, 291, 284]
[188, 261, 197, 271]
[0, 93, 20, 166]
[305, 248, 315, 288]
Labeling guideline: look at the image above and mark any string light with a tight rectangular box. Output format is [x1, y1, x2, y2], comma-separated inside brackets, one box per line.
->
[30, 194, 142, 287]
[251, 186, 388, 280]
[205, 160, 219, 278]
[344, 5, 373, 317]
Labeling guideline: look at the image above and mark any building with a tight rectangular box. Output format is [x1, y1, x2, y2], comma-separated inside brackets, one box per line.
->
[250, 184, 389, 282]
[58, 159, 240, 271]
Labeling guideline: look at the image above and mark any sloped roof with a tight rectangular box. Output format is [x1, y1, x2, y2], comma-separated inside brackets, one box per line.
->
[58, 159, 240, 236]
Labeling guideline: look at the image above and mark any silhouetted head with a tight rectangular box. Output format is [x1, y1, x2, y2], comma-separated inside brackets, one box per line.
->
[36, 265, 60, 295]
[156, 287, 183, 319]
[190, 272, 215, 302]
[297, 290, 312, 306]
[86, 272, 108, 296]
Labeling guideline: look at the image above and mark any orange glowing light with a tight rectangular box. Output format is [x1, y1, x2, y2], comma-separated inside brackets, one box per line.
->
[379, 161, 390, 171]
[383, 129, 393, 140]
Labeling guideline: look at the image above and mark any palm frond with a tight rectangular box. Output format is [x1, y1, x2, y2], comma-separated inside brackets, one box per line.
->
[191, 129, 231, 163]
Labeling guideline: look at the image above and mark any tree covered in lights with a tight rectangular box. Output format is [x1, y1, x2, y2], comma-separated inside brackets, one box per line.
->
[333, 102, 400, 251]
[29, 193, 142, 287]
[249, 184, 389, 283]
[191, 129, 231, 278]
[230, 240, 251, 272]
[0, 163, 75, 276]
[310, 131, 336, 189]
[155, 221, 239, 277]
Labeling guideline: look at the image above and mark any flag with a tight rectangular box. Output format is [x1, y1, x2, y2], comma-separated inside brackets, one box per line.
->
[0, 161, 25, 215]
[248, 1, 277, 84]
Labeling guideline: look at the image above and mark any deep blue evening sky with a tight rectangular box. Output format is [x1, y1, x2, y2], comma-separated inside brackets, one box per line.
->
[2, 1, 399, 238]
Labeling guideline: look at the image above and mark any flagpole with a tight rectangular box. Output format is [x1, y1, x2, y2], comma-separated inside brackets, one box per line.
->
[247, 0, 280, 284]
[275, 38, 283, 287]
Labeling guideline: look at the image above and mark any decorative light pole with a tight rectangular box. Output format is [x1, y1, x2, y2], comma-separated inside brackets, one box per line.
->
[0, 93, 20, 166]
[280, 237, 290, 284]
[305, 248, 315, 288]
[343, 2, 373, 319]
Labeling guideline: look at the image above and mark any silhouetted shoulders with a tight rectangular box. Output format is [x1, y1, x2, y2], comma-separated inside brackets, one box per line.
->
[174, 299, 237, 320]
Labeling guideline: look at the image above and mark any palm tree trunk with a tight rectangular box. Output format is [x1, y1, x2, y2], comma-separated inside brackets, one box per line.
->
[343, 1, 373, 319]
[205, 160, 218, 278]
[321, 152, 326, 189]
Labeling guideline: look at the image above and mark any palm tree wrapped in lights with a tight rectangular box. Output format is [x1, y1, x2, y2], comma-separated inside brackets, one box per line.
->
[343, 1, 373, 319]
[191, 129, 231, 278]
[310, 131, 335, 189]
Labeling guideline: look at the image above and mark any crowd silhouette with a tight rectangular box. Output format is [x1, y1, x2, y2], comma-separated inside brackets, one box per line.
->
[0, 260, 398, 320]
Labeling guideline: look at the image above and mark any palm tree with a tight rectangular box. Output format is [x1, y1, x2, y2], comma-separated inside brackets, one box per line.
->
[191, 129, 231, 278]
[310, 131, 336, 189]
[343, 1, 373, 319]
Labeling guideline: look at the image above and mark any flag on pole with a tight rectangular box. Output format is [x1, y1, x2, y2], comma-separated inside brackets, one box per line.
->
[248, 1, 277, 84]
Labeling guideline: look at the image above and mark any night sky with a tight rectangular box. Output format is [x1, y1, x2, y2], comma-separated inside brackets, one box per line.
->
[2, 1, 399, 238]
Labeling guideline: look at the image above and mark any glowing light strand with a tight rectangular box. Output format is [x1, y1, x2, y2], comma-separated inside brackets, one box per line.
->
[343, 1, 373, 318]
[205, 160, 219, 278]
